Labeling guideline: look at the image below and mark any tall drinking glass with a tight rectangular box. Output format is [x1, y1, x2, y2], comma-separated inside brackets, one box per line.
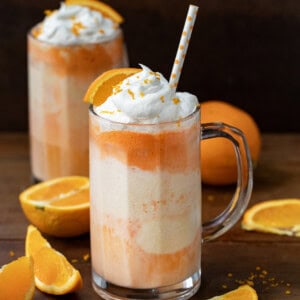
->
[89, 105, 253, 300]
[28, 20, 128, 182]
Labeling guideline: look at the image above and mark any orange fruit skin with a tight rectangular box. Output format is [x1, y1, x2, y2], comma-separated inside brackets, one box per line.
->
[26, 225, 83, 295]
[242, 198, 300, 236]
[200, 100, 261, 185]
[19, 176, 90, 237]
[208, 284, 258, 300]
[84, 67, 141, 106]
[20, 202, 90, 237]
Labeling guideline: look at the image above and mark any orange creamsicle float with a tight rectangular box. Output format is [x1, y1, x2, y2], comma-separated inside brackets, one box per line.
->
[85, 66, 201, 289]
[28, 0, 128, 181]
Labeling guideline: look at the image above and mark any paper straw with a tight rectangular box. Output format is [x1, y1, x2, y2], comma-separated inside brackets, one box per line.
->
[169, 4, 199, 91]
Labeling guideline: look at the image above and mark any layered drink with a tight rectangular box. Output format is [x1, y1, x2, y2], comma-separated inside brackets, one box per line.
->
[28, 0, 128, 181]
[89, 66, 201, 295]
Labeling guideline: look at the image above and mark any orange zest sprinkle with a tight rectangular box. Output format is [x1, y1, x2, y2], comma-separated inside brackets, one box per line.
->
[140, 92, 145, 98]
[99, 29, 105, 34]
[32, 27, 42, 38]
[182, 31, 187, 36]
[100, 110, 115, 114]
[9, 250, 15, 257]
[128, 89, 135, 100]
[188, 16, 192, 21]
[44, 9, 54, 16]
[179, 45, 184, 50]
[160, 96, 165, 103]
[83, 253, 90, 261]
[173, 98, 180, 105]
[71, 21, 86, 36]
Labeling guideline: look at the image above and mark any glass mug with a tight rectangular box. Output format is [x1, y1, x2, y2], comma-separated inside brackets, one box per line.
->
[89, 105, 253, 300]
[28, 28, 128, 182]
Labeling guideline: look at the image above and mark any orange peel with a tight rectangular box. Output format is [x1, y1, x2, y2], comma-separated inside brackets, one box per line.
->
[19, 176, 90, 237]
[207, 285, 258, 300]
[84, 67, 141, 106]
[242, 198, 300, 236]
[26, 225, 83, 295]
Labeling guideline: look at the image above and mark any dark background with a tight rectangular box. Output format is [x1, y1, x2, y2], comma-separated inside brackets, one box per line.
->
[1, 0, 299, 132]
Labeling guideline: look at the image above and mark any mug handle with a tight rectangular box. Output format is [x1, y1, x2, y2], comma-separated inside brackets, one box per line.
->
[201, 122, 253, 242]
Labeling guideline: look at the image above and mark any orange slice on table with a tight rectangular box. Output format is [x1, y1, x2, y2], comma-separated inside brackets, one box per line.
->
[19, 176, 90, 237]
[84, 67, 141, 106]
[65, 0, 124, 24]
[206, 285, 258, 300]
[242, 198, 300, 236]
[0, 256, 35, 300]
[26, 225, 83, 295]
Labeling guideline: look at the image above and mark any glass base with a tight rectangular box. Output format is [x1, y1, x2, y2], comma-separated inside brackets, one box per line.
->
[92, 270, 201, 300]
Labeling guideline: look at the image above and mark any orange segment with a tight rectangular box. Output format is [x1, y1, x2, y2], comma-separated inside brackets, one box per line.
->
[0, 256, 35, 300]
[242, 198, 300, 236]
[207, 285, 258, 300]
[19, 176, 90, 237]
[26, 225, 83, 295]
[84, 67, 141, 106]
[65, 0, 124, 24]
[25, 224, 51, 257]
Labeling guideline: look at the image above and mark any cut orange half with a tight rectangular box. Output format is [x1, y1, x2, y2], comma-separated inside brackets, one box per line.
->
[207, 285, 258, 300]
[26, 225, 83, 295]
[65, 0, 124, 24]
[0, 256, 35, 300]
[19, 176, 90, 237]
[242, 198, 300, 236]
[84, 67, 141, 106]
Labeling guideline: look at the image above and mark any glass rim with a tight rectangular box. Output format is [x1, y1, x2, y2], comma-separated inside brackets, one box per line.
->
[27, 24, 123, 47]
[89, 104, 200, 127]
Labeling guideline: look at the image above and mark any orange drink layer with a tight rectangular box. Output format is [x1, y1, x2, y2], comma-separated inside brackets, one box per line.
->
[28, 29, 128, 181]
[89, 108, 201, 288]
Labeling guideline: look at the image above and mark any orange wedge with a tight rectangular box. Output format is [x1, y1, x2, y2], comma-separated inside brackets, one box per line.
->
[206, 285, 258, 300]
[242, 198, 300, 236]
[0, 256, 35, 300]
[84, 67, 141, 106]
[26, 225, 83, 295]
[19, 176, 90, 237]
[65, 0, 124, 24]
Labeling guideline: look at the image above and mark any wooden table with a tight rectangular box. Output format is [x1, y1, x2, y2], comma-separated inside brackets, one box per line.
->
[0, 132, 299, 299]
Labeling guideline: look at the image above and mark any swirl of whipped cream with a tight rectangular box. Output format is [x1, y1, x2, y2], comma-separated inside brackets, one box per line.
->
[95, 65, 198, 124]
[35, 3, 119, 45]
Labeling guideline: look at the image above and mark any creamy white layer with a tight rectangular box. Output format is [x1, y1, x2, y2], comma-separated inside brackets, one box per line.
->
[36, 3, 119, 45]
[89, 141, 201, 254]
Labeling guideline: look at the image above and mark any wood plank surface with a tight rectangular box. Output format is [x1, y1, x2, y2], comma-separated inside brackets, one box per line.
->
[0, 132, 299, 299]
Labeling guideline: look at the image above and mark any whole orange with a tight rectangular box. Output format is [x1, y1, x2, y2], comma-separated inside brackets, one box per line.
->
[200, 100, 261, 185]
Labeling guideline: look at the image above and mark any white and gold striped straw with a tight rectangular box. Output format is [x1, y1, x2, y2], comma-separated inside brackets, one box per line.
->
[169, 4, 199, 91]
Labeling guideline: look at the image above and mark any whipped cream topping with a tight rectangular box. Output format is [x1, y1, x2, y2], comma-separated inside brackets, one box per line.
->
[34, 3, 119, 45]
[95, 65, 198, 124]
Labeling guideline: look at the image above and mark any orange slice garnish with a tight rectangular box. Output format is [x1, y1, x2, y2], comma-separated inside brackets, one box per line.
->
[206, 285, 258, 300]
[26, 225, 83, 295]
[65, 0, 124, 24]
[0, 256, 35, 300]
[242, 198, 300, 236]
[84, 67, 141, 106]
[19, 176, 90, 237]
